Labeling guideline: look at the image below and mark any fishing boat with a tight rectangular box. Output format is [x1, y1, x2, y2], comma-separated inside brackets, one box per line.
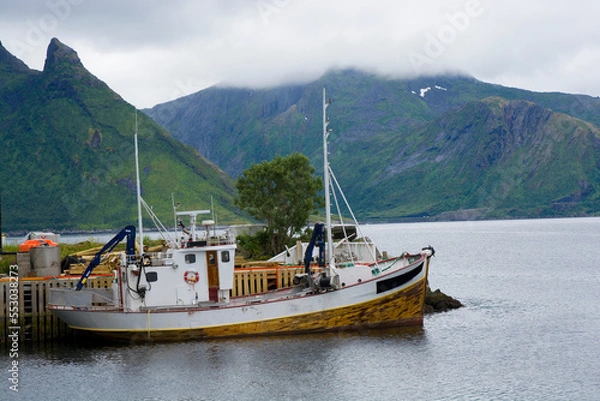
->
[47, 89, 435, 341]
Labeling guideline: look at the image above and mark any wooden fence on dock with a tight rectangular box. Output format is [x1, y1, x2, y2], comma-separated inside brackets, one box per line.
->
[0, 267, 306, 343]
[0, 276, 114, 344]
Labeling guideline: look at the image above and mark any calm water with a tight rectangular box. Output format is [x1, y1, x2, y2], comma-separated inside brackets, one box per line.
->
[3, 218, 600, 400]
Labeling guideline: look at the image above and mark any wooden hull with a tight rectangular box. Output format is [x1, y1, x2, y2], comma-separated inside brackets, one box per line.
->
[49, 256, 431, 342]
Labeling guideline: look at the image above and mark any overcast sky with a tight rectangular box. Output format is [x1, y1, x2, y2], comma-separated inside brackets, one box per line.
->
[1, 0, 599, 108]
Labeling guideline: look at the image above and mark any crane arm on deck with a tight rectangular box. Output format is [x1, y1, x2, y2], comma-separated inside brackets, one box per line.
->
[304, 222, 325, 276]
[75, 225, 136, 291]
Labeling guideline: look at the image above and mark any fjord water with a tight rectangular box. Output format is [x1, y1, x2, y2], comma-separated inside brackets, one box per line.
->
[6, 218, 600, 400]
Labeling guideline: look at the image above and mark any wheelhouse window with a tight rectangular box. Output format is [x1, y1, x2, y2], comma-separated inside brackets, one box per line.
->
[221, 251, 230, 263]
[185, 254, 196, 264]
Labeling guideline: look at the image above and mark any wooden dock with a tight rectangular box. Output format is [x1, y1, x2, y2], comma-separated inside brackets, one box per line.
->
[0, 266, 306, 343]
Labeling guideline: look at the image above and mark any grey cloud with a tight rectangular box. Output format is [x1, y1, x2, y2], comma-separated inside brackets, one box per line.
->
[0, 0, 598, 108]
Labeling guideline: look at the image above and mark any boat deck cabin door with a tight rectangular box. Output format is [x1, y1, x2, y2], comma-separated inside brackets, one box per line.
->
[206, 250, 219, 301]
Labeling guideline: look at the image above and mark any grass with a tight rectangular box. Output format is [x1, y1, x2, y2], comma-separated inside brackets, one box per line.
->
[0, 245, 18, 274]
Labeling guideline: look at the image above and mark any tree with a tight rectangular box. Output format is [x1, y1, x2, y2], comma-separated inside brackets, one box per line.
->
[235, 153, 324, 256]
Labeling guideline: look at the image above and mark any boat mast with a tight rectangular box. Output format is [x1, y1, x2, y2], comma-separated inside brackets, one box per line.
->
[323, 88, 334, 269]
[134, 110, 144, 256]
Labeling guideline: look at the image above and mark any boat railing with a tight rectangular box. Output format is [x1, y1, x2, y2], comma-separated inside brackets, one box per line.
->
[48, 287, 114, 308]
[182, 233, 235, 248]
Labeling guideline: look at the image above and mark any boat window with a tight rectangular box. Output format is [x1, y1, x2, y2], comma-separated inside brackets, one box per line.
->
[185, 254, 196, 264]
[208, 253, 216, 265]
[146, 271, 158, 282]
[221, 251, 230, 263]
[376, 263, 423, 294]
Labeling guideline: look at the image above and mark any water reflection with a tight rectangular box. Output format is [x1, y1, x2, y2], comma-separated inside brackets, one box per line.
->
[19, 325, 429, 400]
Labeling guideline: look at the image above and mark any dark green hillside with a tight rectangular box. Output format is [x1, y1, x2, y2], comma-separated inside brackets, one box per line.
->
[147, 70, 600, 178]
[3, 36, 597, 227]
[0, 38, 243, 232]
[147, 70, 600, 221]
[354, 97, 600, 220]
[402, 74, 600, 127]
[146, 70, 439, 178]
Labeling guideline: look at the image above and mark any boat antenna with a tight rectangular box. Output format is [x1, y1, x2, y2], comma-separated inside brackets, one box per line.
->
[211, 195, 217, 225]
[172, 193, 180, 245]
[134, 109, 144, 256]
[211, 195, 218, 242]
[323, 88, 334, 270]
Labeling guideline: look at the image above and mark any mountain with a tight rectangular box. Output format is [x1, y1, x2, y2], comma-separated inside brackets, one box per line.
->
[146, 69, 600, 221]
[2, 38, 599, 231]
[0, 38, 243, 233]
[360, 97, 600, 220]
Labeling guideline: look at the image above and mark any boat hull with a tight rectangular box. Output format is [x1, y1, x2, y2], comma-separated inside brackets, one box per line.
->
[49, 257, 430, 342]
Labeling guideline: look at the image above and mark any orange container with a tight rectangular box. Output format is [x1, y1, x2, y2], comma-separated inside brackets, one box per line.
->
[18, 238, 59, 252]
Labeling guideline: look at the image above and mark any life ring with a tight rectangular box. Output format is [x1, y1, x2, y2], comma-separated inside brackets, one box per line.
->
[183, 270, 199, 284]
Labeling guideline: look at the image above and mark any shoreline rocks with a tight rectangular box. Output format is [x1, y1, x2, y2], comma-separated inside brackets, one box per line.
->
[425, 287, 463, 314]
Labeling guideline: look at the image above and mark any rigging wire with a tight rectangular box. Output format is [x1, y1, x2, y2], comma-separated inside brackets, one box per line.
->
[329, 167, 380, 267]
[140, 196, 176, 247]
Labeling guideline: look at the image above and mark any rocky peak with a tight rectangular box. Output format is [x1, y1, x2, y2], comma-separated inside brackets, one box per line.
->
[43, 37, 84, 73]
[501, 99, 552, 134]
[40, 37, 108, 93]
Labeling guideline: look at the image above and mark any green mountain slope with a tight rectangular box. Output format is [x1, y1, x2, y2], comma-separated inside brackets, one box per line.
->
[146, 70, 600, 221]
[146, 70, 440, 178]
[355, 97, 600, 220]
[0, 38, 243, 233]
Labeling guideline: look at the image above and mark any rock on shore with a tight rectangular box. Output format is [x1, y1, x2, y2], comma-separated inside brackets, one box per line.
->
[424, 287, 463, 314]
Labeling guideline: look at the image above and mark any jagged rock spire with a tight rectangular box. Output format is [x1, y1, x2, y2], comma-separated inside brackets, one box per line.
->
[40, 37, 110, 92]
[43, 37, 84, 73]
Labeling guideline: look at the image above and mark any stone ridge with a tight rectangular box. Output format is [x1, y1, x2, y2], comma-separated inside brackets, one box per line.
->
[43, 37, 83, 72]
